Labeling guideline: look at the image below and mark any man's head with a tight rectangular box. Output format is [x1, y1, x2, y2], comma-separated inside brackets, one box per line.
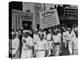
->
[57, 28, 61, 33]
[10, 29, 16, 39]
[39, 34, 44, 40]
[22, 30, 30, 38]
[34, 29, 38, 34]
[40, 28, 44, 32]
[48, 29, 52, 33]
[67, 27, 71, 30]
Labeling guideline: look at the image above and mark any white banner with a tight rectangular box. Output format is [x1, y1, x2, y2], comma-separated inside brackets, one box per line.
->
[40, 9, 60, 29]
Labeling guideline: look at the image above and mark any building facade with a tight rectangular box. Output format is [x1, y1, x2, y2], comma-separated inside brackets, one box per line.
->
[12, 3, 42, 31]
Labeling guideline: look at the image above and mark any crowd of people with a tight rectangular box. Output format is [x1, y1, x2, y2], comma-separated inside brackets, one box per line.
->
[9, 24, 78, 59]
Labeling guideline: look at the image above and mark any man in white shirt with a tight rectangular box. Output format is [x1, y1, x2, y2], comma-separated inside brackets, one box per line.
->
[33, 29, 40, 44]
[52, 29, 61, 56]
[71, 27, 78, 55]
[46, 29, 53, 56]
[62, 28, 69, 48]
[21, 30, 34, 58]
[66, 28, 73, 55]
[33, 29, 40, 57]
[35, 33, 47, 57]
[10, 31, 20, 58]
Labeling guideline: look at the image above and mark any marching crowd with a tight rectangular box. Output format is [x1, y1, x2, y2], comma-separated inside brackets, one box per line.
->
[9, 24, 78, 58]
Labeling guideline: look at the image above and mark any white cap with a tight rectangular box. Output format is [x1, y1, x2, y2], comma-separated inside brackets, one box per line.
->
[38, 32, 44, 35]
[23, 30, 30, 33]
[35, 28, 38, 31]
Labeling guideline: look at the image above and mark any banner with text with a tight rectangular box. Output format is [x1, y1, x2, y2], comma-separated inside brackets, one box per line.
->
[40, 9, 60, 29]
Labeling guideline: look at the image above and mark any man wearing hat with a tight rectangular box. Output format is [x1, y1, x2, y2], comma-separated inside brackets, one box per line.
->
[21, 30, 34, 58]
